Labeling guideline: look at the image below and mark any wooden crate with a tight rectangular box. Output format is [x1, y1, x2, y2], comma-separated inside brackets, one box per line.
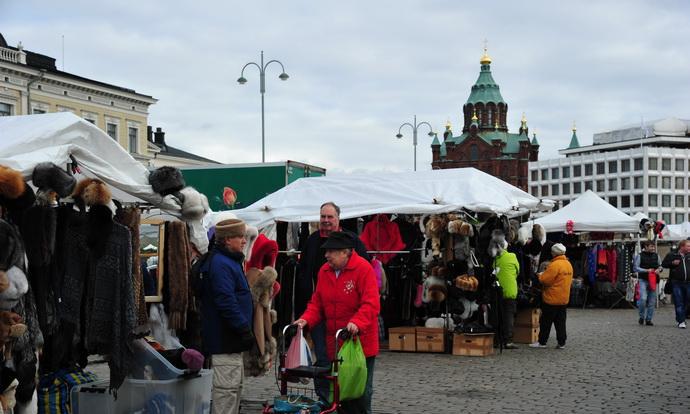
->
[415, 328, 445, 353]
[515, 308, 541, 327]
[388, 327, 416, 352]
[512, 326, 539, 344]
[452, 333, 494, 356]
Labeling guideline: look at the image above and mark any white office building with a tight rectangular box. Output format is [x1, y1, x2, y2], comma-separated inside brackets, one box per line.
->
[528, 117, 690, 224]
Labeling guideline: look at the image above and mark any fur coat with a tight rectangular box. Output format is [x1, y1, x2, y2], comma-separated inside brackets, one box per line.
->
[243, 266, 278, 377]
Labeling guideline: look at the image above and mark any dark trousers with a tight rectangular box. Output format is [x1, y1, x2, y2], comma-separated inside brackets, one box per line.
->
[340, 357, 375, 414]
[311, 322, 330, 402]
[539, 303, 567, 346]
[501, 298, 517, 344]
[672, 281, 690, 323]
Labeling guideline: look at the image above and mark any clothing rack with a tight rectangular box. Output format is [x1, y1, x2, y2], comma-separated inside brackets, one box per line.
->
[277, 248, 424, 255]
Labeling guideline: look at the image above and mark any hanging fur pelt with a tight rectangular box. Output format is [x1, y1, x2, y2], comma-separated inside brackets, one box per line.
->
[243, 266, 278, 377]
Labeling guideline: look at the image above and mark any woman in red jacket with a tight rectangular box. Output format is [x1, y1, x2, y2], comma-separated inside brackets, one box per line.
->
[295, 231, 380, 414]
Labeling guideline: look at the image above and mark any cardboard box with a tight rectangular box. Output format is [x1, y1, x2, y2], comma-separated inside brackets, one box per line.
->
[388, 327, 416, 352]
[512, 326, 539, 344]
[515, 308, 541, 327]
[452, 333, 494, 356]
[416, 328, 445, 353]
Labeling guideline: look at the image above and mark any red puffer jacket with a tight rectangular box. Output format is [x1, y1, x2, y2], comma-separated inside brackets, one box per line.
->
[300, 251, 380, 360]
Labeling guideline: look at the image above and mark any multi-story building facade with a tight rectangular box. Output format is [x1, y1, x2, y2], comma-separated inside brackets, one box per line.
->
[0, 33, 217, 167]
[528, 117, 690, 224]
[431, 48, 539, 191]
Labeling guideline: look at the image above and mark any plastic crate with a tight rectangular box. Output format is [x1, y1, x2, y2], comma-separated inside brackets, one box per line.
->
[130, 338, 185, 380]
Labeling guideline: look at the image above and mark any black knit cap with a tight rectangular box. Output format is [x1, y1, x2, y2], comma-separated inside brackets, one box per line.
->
[321, 231, 355, 250]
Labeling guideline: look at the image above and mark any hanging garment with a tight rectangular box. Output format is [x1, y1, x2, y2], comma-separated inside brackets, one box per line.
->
[606, 248, 618, 283]
[115, 206, 147, 326]
[164, 221, 191, 331]
[360, 214, 405, 265]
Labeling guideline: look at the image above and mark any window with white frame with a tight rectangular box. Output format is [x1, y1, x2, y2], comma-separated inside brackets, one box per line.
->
[128, 127, 138, 153]
[675, 213, 685, 224]
[107, 123, 118, 140]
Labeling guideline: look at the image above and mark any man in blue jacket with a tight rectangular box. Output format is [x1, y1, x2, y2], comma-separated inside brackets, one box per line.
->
[201, 218, 254, 414]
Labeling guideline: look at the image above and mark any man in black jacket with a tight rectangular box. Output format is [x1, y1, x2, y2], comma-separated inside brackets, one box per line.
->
[662, 239, 690, 329]
[295, 202, 369, 402]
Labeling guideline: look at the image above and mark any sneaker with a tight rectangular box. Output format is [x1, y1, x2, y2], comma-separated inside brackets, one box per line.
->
[504, 343, 519, 349]
[529, 342, 547, 348]
[556, 344, 566, 349]
[645, 320, 654, 326]
[679, 322, 687, 329]
[638, 318, 644, 325]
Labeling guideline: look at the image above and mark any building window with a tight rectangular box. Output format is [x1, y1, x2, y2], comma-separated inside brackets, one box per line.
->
[551, 167, 559, 180]
[634, 195, 643, 207]
[648, 158, 658, 170]
[649, 176, 658, 188]
[128, 127, 138, 153]
[596, 162, 605, 175]
[562, 166, 570, 178]
[531, 186, 538, 197]
[585, 181, 593, 191]
[563, 200, 570, 207]
[634, 176, 643, 189]
[634, 158, 643, 170]
[609, 196, 618, 207]
[675, 195, 685, 208]
[562, 183, 570, 195]
[662, 158, 672, 171]
[573, 182, 581, 194]
[541, 169, 548, 180]
[33, 108, 46, 114]
[574, 165, 582, 176]
[621, 177, 630, 190]
[662, 177, 671, 189]
[596, 180, 605, 192]
[676, 177, 684, 190]
[551, 184, 559, 196]
[107, 123, 118, 140]
[662, 195, 671, 207]
[676, 159, 685, 171]
[621, 159, 630, 172]
[0, 103, 12, 116]
[541, 185, 549, 197]
[675, 213, 685, 224]
[663, 213, 672, 224]
[531, 170, 538, 182]
[584, 164, 593, 176]
[621, 195, 630, 208]
[470, 145, 479, 161]
[608, 161, 617, 173]
[649, 194, 658, 207]
[608, 179, 617, 191]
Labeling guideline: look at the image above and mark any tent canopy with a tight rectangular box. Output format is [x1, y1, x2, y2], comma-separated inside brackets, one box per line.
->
[0, 112, 179, 211]
[530, 190, 639, 233]
[232, 167, 549, 229]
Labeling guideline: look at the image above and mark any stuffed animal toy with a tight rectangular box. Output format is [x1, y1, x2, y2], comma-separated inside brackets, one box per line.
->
[488, 230, 508, 258]
[243, 266, 278, 377]
[422, 268, 448, 303]
[639, 218, 655, 240]
[424, 215, 448, 258]
[31, 162, 76, 198]
[448, 218, 474, 237]
[148, 166, 185, 196]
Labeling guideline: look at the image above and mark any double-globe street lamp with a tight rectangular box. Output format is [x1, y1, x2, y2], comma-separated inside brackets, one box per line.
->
[396, 115, 435, 171]
[237, 51, 289, 163]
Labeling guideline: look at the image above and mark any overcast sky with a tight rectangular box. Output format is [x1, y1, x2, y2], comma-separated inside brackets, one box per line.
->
[2, 0, 689, 174]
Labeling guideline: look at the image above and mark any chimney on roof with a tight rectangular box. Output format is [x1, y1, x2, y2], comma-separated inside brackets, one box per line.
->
[154, 127, 166, 146]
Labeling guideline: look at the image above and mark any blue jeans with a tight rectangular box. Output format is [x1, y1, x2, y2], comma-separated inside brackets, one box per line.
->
[311, 322, 330, 402]
[340, 357, 375, 414]
[672, 281, 690, 323]
[637, 279, 656, 321]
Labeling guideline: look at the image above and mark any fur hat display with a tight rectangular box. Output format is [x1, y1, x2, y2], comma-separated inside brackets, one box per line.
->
[0, 267, 29, 310]
[215, 218, 246, 239]
[551, 243, 566, 256]
[448, 219, 474, 237]
[454, 274, 479, 291]
[246, 234, 279, 270]
[176, 186, 209, 221]
[488, 230, 508, 257]
[31, 162, 76, 198]
[508, 219, 520, 244]
[0, 166, 25, 200]
[72, 178, 112, 207]
[532, 223, 546, 245]
[244, 266, 278, 377]
[148, 166, 185, 196]
[425, 215, 448, 258]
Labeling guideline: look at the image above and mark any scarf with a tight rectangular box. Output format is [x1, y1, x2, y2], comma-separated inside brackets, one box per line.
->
[164, 221, 190, 331]
[115, 207, 146, 326]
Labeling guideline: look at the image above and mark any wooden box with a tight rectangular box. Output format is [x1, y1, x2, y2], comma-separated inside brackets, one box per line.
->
[515, 308, 541, 327]
[415, 328, 445, 353]
[452, 333, 494, 356]
[512, 326, 539, 344]
[388, 327, 416, 352]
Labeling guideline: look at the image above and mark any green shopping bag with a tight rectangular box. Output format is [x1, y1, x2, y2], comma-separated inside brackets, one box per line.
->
[333, 337, 367, 401]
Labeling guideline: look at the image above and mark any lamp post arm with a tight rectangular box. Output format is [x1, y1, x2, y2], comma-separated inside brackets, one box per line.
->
[239, 62, 263, 78]
[263, 59, 287, 73]
[397, 122, 415, 136]
[416, 121, 434, 134]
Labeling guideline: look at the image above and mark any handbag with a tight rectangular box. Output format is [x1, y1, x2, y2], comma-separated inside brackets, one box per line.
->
[285, 326, 313, 369]
[332, 337, 367, 401]
[273, 394, 324, 413]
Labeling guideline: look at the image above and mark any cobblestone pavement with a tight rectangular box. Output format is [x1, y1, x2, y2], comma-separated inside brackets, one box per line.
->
[240, 306, 690, 413]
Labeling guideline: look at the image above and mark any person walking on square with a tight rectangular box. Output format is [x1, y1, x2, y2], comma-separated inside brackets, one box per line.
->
[633, 241, 662, 326]
[530, 243, 573, 349]
[662, 239, 690, 328]
[491, 236, 520, 349]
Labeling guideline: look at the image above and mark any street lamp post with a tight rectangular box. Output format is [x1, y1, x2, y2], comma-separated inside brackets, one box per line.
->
[237, 51, 289, 163]
[396, 115, 435, 171]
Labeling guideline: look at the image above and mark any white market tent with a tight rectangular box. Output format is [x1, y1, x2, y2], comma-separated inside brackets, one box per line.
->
[232, 168, 550, 229]
[664, 222, 690, 240]
[530, 190, 639, 233]
[0, 112, 179, 212]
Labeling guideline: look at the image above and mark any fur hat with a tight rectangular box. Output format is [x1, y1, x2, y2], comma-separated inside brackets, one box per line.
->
[246, 234, 279, 270]
[176, 187, 209, 221]
[488, 230, 508, 257]
[551, 243, 566, 256]
[454, 274, 479, 291]
[31, 162, 76, 198]
[0, 171, 35, 215]
[72, 178, 112, 207]
[215, 218, 246, 239]
[0, 166, 25, 200]
[0, 267, 29, 310]
[508, 219, 520, 244]
[149, 166, 185, 196]
[181, 349, 204, 371]
[532, 223, 546, 245]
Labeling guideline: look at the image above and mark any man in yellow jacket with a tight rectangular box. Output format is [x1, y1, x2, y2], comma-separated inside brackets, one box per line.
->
[530, 243, 573, 349]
